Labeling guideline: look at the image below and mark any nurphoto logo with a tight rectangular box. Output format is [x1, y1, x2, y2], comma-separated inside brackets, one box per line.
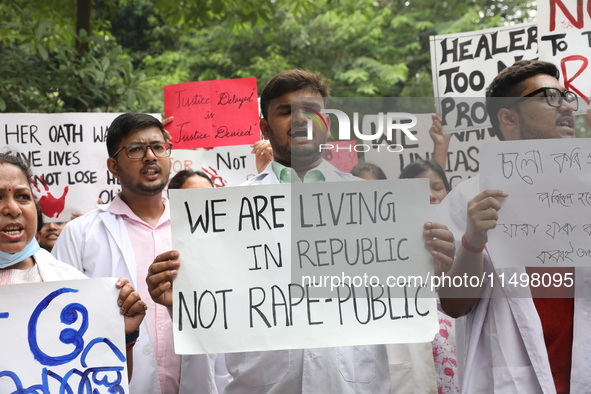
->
[304, 107, 418, 153]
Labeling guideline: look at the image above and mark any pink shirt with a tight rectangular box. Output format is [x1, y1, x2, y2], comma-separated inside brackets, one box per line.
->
[110, 196, 181, 394]
[0, 264, 42, 285]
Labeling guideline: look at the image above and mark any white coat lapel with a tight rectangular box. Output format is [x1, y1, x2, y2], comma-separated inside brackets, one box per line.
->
[98, 210, 138, 286]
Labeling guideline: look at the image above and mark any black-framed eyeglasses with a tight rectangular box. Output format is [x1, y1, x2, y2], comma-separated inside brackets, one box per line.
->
[111, 143, 173, 159]
[508, 87, 579, 111]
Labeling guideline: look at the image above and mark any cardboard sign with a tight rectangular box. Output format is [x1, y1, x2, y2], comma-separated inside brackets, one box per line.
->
[0, 278, 128, 393]
[430, 23, 538, 131]
[538, 0, 591, 107]
[0, 113, 160, 220]
[169, 181, 438, 355]
[164, 78, 260, 149]
[481, 138, 591, 268]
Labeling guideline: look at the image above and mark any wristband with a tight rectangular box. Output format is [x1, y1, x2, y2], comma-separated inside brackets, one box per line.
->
[126, 328, 140, 345]
[461, 234, 485, 253]
[126, 340, 137, 351]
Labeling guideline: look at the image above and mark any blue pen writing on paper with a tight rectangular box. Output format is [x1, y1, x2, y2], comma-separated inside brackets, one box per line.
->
[0, 287, 127, 394]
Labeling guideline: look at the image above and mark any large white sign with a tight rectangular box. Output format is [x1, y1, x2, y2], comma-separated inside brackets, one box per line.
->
[170, 180, 438, 355]
[0, 278, 128, 393]
[481, 138, 591, 268]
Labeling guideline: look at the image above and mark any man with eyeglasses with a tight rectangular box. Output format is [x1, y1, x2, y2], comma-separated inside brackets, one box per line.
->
[53, 113, 229, 394]
[434, 60, 586, 393]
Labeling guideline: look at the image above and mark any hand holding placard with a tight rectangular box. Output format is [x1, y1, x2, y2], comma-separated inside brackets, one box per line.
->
[146, 250, 180, 309]
[481, 138, 591, 268]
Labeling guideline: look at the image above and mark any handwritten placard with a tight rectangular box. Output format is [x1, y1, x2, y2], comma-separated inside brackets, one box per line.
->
[201, 145, 258, 187]
[170, 181, 437, 355]
[163, 78, 260, 149]
[0, 113, 160, 220]
[430, 23, 538, 132]
[538, 0, 591, 107]
[363, 113, 494, 188]
[481, 138, 591, 268]
[0, 278, 128, 393]
[169, 149, 204, 178]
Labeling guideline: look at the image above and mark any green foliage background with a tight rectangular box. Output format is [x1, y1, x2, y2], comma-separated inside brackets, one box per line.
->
[0, 0, 535, 113]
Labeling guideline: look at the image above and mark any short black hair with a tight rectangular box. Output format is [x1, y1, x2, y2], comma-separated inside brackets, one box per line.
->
[106, 113, 167, 157]
[351, 163, 387, 180]
[399, 159, 450, 192]
[260, 69, 330, 120]
[486, 60, 560, 140]
[36, 200, 43, 233]
[168, 169, 214, 189]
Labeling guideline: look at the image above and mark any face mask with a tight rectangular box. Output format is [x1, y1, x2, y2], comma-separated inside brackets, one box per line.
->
[0, 238, 40, 269]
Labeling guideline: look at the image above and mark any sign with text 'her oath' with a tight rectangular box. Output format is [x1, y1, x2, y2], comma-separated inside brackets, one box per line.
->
[163, 78, 260, 149]
[0, 112, 159, 221]
[0, 278, 128, 393]
[481, 138, 591, 268]
[170, 180, 438, 354]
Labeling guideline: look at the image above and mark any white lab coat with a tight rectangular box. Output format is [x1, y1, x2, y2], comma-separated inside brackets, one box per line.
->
[35, 249, 87, 281]
[224, 161, 436, 394]
[435, 176, 591, 394]
[53, 200, 228, 394]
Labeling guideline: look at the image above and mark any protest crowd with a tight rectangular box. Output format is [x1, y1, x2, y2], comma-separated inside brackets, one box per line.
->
[0, 8, 588, 394]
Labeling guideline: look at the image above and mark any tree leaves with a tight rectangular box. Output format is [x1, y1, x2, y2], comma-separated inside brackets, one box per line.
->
[0, 15, 151, 112]
[1, 0, 532, 113]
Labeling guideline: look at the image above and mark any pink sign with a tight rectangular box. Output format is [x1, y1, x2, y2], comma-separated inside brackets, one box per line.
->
[164, 78, 260, 149]
[321, 140, 358, 173]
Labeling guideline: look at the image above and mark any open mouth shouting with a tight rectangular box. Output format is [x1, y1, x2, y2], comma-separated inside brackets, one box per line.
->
[142, 165, 162, 180]
[290, 129, 311, 144]
[2, 223, 24, 241]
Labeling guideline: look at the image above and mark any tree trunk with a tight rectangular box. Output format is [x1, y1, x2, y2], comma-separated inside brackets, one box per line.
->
[75, 0, 91, 111]
[76, 0, 91, 54]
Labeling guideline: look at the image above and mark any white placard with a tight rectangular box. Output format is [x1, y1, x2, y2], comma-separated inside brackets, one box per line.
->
[170, 180, 438, 355]
[0, 278, 128, 393]
[481, 138, 591, 268]
[0, 113, 160, 220]
[169, 149, 204, 178]
[201, 145, 258, 187]
[430, 23, 538, 131]
[364, 113, 489, 188]
[538, 0, 591, 107]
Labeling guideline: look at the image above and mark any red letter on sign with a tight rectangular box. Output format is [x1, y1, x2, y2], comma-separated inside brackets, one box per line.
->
[549, 0, 584, 31]
[561, 55, 590, 105]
